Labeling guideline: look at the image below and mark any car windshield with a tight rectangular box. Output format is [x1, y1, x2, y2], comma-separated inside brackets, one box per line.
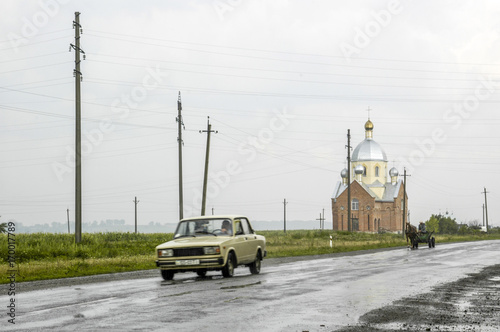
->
[174, 218, 233, 238]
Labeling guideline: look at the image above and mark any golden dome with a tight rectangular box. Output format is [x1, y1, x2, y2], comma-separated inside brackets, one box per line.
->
[365, 119, 374, 131]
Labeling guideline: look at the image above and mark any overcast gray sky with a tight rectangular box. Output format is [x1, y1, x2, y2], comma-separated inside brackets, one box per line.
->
[1, 0, 499, 228]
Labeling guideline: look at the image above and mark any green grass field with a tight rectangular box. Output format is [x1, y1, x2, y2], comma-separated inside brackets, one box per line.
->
[1, 230, 499, 283]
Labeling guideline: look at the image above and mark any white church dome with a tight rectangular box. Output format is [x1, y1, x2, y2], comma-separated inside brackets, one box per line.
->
[351, 120, 387, 162]
[352, 139, 387, 161]
[354, 164, 365, 174]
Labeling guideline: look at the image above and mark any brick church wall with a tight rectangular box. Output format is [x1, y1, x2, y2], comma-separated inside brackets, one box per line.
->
[332, 180, 407, 233]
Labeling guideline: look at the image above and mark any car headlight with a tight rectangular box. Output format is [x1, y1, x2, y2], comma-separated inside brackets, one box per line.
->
[158, 249, 174, 257]
[203, 246, 220, 255]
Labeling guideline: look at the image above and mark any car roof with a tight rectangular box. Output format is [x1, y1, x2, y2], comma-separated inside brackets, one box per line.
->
[179, 215, 247, 222]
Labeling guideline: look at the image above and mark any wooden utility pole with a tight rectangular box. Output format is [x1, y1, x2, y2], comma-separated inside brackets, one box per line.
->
[177, 92, 184, 220]
[346, 129, 351, 232]
[316, 209, 325, 230]
[322, 208, 325, 229]
[200, 117, 217, 216]
[133, 196, 140, 233]
[482, 204, 485, 227]
[483, 187, 489, 232]
[67, 208, 70, 234]
[402, 168, 406, 236]
[402, 168, 410, 237]
[283, 199, 288, 233]
[70, 12, 85, 244]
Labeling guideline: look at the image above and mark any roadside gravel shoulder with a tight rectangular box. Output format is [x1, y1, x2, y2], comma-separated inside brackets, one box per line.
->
[336, 264, 500, 332]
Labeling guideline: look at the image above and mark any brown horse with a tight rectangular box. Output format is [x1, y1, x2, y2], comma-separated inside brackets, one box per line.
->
[405, 222, 417, 244]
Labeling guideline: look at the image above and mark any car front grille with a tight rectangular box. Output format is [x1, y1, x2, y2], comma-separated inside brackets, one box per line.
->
[174, 248, 204, 257]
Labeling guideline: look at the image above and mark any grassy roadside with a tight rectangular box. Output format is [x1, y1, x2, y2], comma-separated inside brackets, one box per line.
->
[1, 231, 499, 284]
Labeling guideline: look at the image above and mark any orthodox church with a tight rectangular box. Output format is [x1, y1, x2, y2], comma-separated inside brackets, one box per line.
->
[331, 119, 408, 233]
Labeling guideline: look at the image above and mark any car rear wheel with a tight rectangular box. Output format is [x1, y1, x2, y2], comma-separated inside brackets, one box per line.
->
[161, 270, 174, 281]
[249, 252, 261, 275]
[222, 252, 235, 278]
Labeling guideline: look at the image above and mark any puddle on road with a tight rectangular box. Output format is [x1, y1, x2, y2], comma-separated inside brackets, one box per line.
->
[163, 291, 194, 297]
[488, 276, 500, 282]
[455, 299, 471, 312]
[220, 281, 261, 290]
[160, 275, 219, 286]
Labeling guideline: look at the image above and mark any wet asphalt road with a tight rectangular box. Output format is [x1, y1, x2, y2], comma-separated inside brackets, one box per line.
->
[1, 240, 499, 332]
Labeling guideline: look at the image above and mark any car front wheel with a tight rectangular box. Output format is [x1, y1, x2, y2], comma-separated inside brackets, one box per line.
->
[161, 270, 174, 281]
[249, 252, 261, 275]
[222, 252, 235, 278]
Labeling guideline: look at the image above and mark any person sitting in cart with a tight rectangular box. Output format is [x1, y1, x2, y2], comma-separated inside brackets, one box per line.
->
[418, 221, 427, 233]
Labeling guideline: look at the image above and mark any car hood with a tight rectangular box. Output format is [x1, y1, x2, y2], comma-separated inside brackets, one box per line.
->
[156, 236, 231, 249]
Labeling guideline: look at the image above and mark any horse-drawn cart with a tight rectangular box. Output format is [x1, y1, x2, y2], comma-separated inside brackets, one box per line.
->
[407, 230, 435, 249]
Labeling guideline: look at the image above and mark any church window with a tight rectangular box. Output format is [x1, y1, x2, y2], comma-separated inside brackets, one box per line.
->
[375, 166, 379, 177]
[351, 199, 359, 211]
[362, 166, 367, 176]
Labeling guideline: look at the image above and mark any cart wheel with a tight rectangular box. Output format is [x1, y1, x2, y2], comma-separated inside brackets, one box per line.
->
[428, 240, 432, 248]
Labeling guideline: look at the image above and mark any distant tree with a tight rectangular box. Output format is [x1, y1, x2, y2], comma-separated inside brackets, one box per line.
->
[468, 219, 481, 230]
[0, 222, 7, 233]
[426, 216, 439, 233]
[436, 214, 459, 234]
[458, 224, 469, 234]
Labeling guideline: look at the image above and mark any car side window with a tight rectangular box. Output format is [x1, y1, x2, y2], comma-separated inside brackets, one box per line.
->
[234, 220, 244, 235]
[240, 218, 251, 234]
[243, 218, 255, 234]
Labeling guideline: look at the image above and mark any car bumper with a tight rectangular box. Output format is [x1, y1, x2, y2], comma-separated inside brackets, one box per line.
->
[156, 257, 224, 269]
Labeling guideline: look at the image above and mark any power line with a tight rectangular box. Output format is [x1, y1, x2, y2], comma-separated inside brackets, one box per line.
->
[87, 59, 497, 92]
[89, 53, 500, 84]
[85, 28, 500, 67]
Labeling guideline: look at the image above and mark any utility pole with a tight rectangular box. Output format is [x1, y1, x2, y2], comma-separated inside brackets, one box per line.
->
[316, 210, 325, 230]
[402, 168, 411, 237]
[482, 204, 485, 227]
[133, 196, 140, 233]
[70, 12, 85, 244]
[346, 129, 351, 232]
[322, 208, 325, 229]
[177, 92, 184, 220]
[483, 187, 489, 232]
[283, 199, 288, 233]
[66, 208, 70, 234]
[200, 116, 218, 216]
